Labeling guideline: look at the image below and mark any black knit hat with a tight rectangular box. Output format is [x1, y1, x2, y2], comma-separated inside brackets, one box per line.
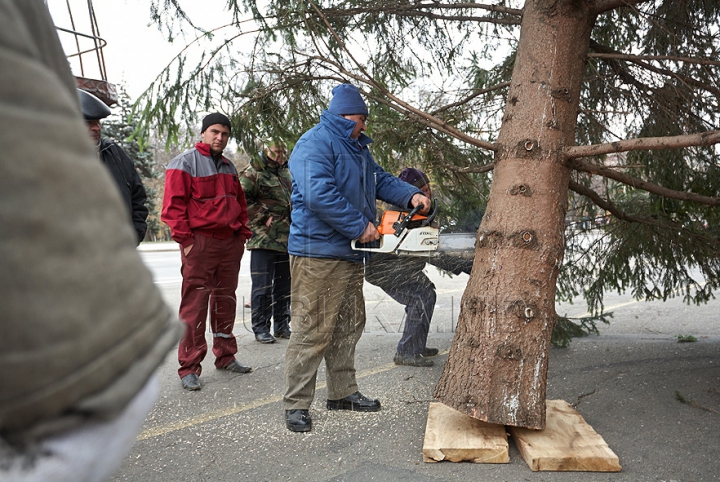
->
[201, 112, 232, 133]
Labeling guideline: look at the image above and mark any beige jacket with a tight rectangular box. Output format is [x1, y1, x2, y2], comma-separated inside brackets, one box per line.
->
[0, 0, 182, 442]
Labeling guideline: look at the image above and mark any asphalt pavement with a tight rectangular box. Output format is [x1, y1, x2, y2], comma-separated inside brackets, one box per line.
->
[108, 244, 720, 482]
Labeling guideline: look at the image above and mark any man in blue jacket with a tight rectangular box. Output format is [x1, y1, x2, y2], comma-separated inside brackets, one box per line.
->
[283, 84, 431, 432]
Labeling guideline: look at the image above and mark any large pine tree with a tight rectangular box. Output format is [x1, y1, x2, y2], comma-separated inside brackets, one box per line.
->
[139, 0, 720, 428]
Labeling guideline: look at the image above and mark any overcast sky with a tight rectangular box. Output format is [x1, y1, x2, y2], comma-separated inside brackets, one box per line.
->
[47, 0, 507, 119]
[48, 0, 235, 99]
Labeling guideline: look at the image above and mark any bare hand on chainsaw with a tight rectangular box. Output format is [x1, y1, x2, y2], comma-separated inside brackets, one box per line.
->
[358, 222, 380, 243]
[411, 193, 432, 215]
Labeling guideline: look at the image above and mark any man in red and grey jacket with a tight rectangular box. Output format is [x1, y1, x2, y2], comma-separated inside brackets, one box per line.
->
[162, 112, 254, 391]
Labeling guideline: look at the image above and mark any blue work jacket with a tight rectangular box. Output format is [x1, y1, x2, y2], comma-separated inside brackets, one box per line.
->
[288, 110, 420, 263]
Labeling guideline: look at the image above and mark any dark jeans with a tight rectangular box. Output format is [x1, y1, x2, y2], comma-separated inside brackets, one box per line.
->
[365, 254, 436, 356]
[383, 279, 436, 355]
[250, 249, 291, 335]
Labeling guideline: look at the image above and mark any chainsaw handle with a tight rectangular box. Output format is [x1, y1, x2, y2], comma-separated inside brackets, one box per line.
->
[423, 199, 438, 226]
[391, 199, 439, 236]
[393, 203, 423, 236]
[407, 203, 425, 219]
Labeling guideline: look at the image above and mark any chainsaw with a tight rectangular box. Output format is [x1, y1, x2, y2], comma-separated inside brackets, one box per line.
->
[351, 200, 476, 259]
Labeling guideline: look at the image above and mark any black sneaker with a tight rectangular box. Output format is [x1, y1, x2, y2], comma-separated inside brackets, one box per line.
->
[422, 347, 439, 357]
[255, 332, 276, 344]
[394, 352, 434, 367]
[274, 329, 292, 339]
[285, 409, 312, 432]
[181, 373, 201, 391]
[327, 391, 381, 412]
[219, 360, 252, 373]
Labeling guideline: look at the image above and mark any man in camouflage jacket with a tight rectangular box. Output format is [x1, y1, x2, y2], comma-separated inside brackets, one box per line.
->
[240, 143, 293, 343]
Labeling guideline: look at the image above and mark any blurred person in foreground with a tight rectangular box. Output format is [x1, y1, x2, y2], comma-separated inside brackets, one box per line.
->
[283, 84, 431, 433]
[0, 1, 182, 481]
[240, 141, 293, 344]
[161, 113, 253, 391]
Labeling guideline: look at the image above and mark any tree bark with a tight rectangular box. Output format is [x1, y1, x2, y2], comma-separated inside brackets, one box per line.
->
[434, 0, 595, 429]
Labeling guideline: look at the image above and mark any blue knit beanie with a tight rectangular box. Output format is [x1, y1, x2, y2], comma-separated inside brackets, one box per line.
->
[328, 84, 369, 116]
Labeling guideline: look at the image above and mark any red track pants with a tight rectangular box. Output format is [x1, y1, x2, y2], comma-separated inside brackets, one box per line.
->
[177, 233, 244, 378]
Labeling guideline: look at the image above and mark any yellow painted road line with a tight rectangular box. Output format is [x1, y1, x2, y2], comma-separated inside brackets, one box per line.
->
[137, 353, 446, 441]
[142, 296, 648, 441]
[435, 288, 465, 295]
[137, 394, 282, 440]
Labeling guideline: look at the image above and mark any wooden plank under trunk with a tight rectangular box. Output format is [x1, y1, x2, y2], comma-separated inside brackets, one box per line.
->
[508, 400, 621, 472]
[422, 402, 509, 463]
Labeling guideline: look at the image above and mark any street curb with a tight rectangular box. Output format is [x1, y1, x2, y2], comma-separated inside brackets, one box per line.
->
[137, 242, 178, 253]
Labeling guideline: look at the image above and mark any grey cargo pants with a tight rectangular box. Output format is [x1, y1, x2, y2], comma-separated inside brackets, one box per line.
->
[283, 256, 366, 409]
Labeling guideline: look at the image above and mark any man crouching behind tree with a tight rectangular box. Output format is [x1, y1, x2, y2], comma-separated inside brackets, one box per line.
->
[161, 113, 253, 391]
[283, 84, 431, 433]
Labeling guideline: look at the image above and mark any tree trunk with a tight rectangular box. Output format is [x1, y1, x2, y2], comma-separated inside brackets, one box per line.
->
[434, 0, 596, 429]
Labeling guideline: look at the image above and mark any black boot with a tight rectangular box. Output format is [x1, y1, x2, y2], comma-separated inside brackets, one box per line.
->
[285, 409, 312, 432]
[327, 391, 381, 412]
[394, 352, 434, 367]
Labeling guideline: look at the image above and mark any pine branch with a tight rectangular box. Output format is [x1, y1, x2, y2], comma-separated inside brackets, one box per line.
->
[638, 63, 720, 101]
[675, 390, 720, 414]
[357, 10, 521, 26]
[365, 91, 498, 152]
[445, 163, 495, 174]
[588, 41, 649, 91]
[430, 82, 510, 116]
[420, 2, 522, 16]
[307, 0, 498, 153]
[141, 23, 247, 90]
[149, 0, 203, 35]
[587, 52, 720, 68]
[233, 68, 345, 108]
[568, 179, 668, 227]
[565, 130, 720, 158]
[590, 0, 651, 15]
[589, 40, 720, 99]
[134, 21, 261, 142]
[321, 2, 523, 25]
[569, 159, 720, 207]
